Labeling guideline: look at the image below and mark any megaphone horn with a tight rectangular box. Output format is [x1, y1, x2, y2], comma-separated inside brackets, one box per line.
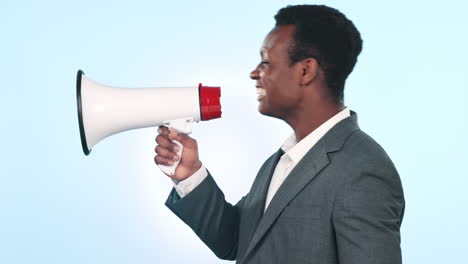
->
[76, 69, 221, 175]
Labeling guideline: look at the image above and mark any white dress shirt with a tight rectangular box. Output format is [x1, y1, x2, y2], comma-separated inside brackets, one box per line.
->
[172, 108, 351, 207]
[172, 164, 208, 198]
[264, 108, 350, 211]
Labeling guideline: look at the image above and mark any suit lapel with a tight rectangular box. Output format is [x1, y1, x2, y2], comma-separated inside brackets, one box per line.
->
[240, 143, 329, 263]
[237, 148, 284, 259]
[239, 112, 360, 264]
[248, 148, 284, 225]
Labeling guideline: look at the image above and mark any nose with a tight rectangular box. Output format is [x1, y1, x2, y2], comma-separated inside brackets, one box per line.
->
[250, 66, 260, 80]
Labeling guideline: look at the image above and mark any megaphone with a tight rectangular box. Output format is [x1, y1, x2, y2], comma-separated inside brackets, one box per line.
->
[76, 69, 221, 175]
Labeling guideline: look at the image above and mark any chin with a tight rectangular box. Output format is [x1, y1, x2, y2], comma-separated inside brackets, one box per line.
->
[258, 103, 289, 121]
[258, 105, 277, 118]
[258, 103, 268, 115]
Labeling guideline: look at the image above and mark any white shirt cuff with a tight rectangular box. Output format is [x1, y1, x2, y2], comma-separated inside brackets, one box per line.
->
[172, 164, 208, 198]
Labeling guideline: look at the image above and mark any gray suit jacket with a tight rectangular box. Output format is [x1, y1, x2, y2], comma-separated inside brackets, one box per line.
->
[166, 112, 405, 264]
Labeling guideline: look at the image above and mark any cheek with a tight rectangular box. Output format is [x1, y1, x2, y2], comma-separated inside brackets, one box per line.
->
[268, 74, 297, 99]
[261, 68, 300, 102]
[261, 69, 279, 90]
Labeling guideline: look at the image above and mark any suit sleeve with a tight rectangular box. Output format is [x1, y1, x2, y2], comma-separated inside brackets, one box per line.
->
[333, 159, 405, 264]
[165, 172, 246, 260]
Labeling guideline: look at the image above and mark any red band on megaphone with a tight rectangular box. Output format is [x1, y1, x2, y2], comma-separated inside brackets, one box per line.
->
[199, 83, 222, 120]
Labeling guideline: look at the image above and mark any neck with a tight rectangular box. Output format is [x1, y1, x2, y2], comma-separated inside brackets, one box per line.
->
[286, 103, 345, 142]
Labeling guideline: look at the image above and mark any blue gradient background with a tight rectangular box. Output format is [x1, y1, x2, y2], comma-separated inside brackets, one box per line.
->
[1, 0, 467, 263]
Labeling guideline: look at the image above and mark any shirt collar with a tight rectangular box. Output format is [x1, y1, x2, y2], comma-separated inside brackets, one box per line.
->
[280, 107, 351, 163]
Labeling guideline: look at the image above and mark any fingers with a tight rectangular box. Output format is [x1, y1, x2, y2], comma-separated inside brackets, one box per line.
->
[155, 127, 179, 151]
[155, 135, 180, 152]
[154, 154, 178, 166]
[168, 130, 197, 149]
[154, 126, 180, 166]
[155, 145, 180, 161]
[157, 126, 197, 150]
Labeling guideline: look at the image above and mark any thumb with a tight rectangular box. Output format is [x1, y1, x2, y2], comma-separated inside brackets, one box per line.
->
[168, 130, 197, 149]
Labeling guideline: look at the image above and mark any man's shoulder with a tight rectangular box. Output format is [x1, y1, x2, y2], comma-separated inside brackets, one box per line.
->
[327, 128, 403, 196]
[343, 130, 388, 158]
[338, 129, 397, 170]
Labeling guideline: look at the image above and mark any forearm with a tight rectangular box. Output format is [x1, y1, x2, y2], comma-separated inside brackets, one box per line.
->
[166, 173, 240, 260]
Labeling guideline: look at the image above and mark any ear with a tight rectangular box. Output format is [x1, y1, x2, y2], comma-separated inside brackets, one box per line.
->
[299, 58, 320, 85]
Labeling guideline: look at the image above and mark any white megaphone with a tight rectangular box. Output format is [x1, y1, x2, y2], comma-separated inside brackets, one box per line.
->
[76, 70, 222, 175]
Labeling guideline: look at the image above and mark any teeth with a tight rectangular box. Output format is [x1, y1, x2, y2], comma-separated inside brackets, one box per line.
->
[256, 88, 266, 96]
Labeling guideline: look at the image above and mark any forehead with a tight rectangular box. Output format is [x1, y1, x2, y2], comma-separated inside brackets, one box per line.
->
[261, 25, 295, 56]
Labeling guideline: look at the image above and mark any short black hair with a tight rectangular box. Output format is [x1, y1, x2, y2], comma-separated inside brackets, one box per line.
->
[275, 5, 363, 103]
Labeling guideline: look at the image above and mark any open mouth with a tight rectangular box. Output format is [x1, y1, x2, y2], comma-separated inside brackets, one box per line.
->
[256, 88, 266, 100]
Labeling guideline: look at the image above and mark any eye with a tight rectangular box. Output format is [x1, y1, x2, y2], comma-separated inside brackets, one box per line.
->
[259, 61, 270, 67]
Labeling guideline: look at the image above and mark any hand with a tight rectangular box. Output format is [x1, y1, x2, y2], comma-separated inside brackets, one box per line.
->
[154, 126, 202, 181]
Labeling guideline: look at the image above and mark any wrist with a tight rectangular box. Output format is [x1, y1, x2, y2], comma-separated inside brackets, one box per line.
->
[174, 160, 202, 181]
[187, 161, 202, 176]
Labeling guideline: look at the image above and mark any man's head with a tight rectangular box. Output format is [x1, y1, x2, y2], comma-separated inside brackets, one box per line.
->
[251, 5, 362, 120]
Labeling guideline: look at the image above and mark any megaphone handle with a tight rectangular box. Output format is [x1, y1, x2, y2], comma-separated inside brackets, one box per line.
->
[158, 140, 184, 176]
[158, 118, 194, 176]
